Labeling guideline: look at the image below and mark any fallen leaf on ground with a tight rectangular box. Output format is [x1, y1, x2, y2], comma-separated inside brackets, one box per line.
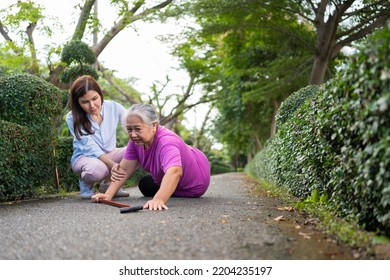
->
[299, 232, 313, 239]
[276, 206, 295, 212]
[274, 215, 285, 221]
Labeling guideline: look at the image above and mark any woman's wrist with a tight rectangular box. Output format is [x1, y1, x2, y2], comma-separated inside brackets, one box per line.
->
[104, 193, 114, 200]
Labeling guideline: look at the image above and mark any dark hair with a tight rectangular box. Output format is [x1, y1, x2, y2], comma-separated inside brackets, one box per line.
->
[69, 75, 104, 140]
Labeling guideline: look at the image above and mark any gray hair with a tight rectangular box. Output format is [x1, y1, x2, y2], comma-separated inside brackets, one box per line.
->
[122, 103, 160, 128]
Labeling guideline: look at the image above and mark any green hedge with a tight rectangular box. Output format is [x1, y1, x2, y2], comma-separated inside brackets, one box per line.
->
[0, 121, 42, 200]
[55, 137, 79, 192]
[319, 26, 390, 232]
[0, 74, 63, 201]
[0, 74, 62, 128]
[248, 26, 390, 235]
[276, 85, 320, 127]
[205, 151, 234, 175]
[60, 40, 98, 83]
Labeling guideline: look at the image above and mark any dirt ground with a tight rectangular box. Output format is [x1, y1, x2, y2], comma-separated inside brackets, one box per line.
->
[242, 176, 390, 260]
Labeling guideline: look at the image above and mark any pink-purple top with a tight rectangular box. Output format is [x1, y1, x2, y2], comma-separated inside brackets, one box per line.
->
[124, 126, 210, 197]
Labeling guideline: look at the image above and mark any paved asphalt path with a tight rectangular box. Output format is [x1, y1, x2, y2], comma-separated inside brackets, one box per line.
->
[0, 173, 333, 260]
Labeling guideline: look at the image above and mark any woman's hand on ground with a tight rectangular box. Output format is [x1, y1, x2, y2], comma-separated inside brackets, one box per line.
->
[144, 198, 168, 211]
[91, 193, 112, 202]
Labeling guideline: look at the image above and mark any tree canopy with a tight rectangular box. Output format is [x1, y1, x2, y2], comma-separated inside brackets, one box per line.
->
[176, 0, 389, 163]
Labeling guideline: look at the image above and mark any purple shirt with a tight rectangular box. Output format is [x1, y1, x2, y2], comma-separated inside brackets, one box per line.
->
[124, 126, 210, 197]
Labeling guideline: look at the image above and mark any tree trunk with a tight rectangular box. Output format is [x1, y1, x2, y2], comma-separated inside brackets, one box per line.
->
[92, 0, 173, 58]
[247, 153, 252, 163]
[253, 131, 262, 150]
[72, 0, 96, 41]
[270, 98, 279, 138]
[93, 0, 98, 46]
[49, 64, 68, 89]
[26, 22, 39, 75]
[49, 0, 173, 87]
[162, 118, 177, 130]
[194, 106, 212, 149]
[309, 55, 328, 85]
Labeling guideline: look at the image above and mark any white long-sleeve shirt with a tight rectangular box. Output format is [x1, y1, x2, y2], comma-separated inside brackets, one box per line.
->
[66, 100, 127, 166]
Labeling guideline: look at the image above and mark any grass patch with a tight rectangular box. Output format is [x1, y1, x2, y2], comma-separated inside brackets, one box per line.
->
[247, 174, 381, 250]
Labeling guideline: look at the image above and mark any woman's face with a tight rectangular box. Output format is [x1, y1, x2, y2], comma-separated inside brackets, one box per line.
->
[126, 115, 157, 149]
[78, 90, 102, 116]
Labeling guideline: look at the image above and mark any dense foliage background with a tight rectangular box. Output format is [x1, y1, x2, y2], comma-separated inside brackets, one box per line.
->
[247, 26, 390, 235]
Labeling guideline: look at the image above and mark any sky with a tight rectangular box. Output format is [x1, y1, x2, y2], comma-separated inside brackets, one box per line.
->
[39, 0, 186, 92]
[0, 0, 208, 129]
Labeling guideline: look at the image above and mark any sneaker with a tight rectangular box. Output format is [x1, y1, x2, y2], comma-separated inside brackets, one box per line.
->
[79, 180, 96, 199]
[99, 181, 129, 197]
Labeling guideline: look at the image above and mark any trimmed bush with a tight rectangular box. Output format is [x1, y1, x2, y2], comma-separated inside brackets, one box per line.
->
[55, 137, 79, 192]
[249, 99, 333, 199]
[318, 26, 390, 232]
[60, 64, 99, 85]
[276, 84, 320, 127]
[60, 40, 98, 83]
[0, 74, 63, 128]
[248, 25, 390, 235]
[0, 74, 63, 201]
[61, 40, 95, 65]
[247, 137, 277, 183]
[0, 121, 41, 200]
